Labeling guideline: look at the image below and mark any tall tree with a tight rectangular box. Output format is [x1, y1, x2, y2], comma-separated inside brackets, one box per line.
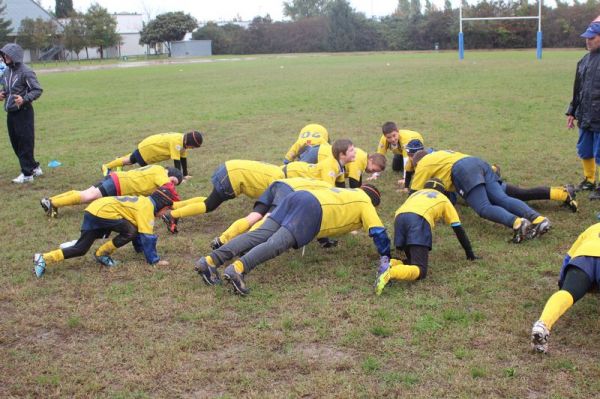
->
[395, 0, 410, 17]
[0, 0, 12, 43]
[62, 12, 86, 60]
[139, 12, 197, 57]
[17, 18, 57, 60]
[84, 4, 119, 59]
[55, 0, 74, 18]
[283, 0, 329, 21]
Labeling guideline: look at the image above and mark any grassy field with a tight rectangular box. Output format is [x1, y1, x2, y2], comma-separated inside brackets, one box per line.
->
[1, 49, 599, 398]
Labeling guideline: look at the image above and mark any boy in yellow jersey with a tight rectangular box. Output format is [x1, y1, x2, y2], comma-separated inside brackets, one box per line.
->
[282, 139, 356, 187]
[40, 165, 182, 217]
[531, 223, 600, 353]
[162, 160, 285, 233]
[376, 121, 424, 177]
[375, 178, 476, 295]
[195, 185, 390, 295]
[101, 131, 203, 178]
[404, 139, 578, 212]
[283, 123, 330, 164]
[410, 149, 550, 243]
[33, 188, 176, 277]
[209, 177, 332, 252]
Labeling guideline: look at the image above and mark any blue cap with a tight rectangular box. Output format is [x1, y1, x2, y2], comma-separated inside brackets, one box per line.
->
[405, 139, 425, 154]
[581, 22, 600, 39]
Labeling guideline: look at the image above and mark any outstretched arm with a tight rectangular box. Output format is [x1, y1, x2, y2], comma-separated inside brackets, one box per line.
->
[451, 224, 476, 260]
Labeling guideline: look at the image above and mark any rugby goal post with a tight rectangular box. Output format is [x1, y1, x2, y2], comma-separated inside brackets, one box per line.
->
[459, 1, 543, 60]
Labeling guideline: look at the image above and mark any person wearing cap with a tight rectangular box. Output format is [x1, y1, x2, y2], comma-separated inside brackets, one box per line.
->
[531, 223, 600, 353]
[376, 121, 424, 181]
[40, 165, 182, 218]
[567, 17, 600, 199]
[32, 187, 177, 278]
[283, 123, 330, 164]
[375, 178, 477, 295]
[194, 185, 390, 296]
[101, 131, 203, 179]
[410, 150, 551, 244]
[0, 43, 43, 184]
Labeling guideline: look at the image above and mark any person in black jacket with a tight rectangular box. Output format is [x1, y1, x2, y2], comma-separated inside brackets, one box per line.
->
[567, 18, 600, 199]
[0, 43, 43, 184]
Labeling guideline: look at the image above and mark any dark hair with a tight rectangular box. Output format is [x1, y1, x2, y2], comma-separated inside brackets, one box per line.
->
[184, 131, 203, 148]
[150, 187, 176, 213]
[382, 121, 398, 135]
[360, 184, 381, 207]
[368, 153, 386, 171]
[166, 167, 183, 185]
[332, 139, 353, 160]
[424, 177, 445, 192]
[411, 150, 429, 168]
[405, 139, 424, 154]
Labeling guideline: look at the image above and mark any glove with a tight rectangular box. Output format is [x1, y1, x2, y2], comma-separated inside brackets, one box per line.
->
[378, 255, 390, 274]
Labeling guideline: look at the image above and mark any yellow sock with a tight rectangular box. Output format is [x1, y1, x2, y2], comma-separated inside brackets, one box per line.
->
[249, 217, 266, 232]
[389, 264, 421, 281]
[43, 249, 64, 264]
[173, 196, 206, 209]
[233, 260, 245, 274]
[50, 190, 82, 208]
[95, 240, 117, 256]
[513, 218, 522, 229]
[549, 187, 567, 202]
[171, 201, 206, 218]
[206, 256, 216, 266]
[539, 290, 574, 330]
[105, 157, 125, 169]
[532, 216, 545, 224]
[220, 217, 251, 244]
[582, 159, 596, 182]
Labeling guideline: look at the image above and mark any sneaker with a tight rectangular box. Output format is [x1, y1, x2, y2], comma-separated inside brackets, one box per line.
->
[492, 163, 501, 179]
[512, 218, 532, 243]
[210, 237, 223, 250]
[589, 187, 600, 201]
[318, 237, 338, 248]
[161, 212, 178, 234]
[223, 264, 249, 296]
[12, 173, 33, 184]
[101, 164, 111, 176]
[40, 197, 58, 218]
[374, 268, 391, 296]
[194, 257, 221, 285]
[528, 217, 551, 240]
[33, 253, 46, 277]
[563, 184, 578, 212]
[33, 166, 43, 177]
[531, 320, 550, 353]
[576, 179, 596, 192]
[95, 254, 117, 267]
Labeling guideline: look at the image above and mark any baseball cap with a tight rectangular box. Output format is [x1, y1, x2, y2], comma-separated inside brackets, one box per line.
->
[581, 22, 600, 39]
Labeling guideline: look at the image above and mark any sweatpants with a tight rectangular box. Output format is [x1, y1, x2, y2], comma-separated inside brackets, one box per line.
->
[7, 105, 39, 176]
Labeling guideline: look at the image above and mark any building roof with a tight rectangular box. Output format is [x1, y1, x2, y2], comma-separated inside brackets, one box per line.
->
[3, 0, 61, 34]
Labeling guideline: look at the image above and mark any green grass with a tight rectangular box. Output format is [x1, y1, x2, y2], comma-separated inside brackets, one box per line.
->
[2, 49, 600, 397]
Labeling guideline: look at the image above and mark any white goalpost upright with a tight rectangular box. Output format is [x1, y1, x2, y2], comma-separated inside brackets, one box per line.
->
[459, 1, 543, 60]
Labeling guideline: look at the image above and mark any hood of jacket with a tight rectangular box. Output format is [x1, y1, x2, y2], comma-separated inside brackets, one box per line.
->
[0, 43, 24, 64]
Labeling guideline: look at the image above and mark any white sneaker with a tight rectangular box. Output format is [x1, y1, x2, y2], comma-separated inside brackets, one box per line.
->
[33, 166, 43, 177]
[531, 320, 550, 353]
[12, 173, 34, 184]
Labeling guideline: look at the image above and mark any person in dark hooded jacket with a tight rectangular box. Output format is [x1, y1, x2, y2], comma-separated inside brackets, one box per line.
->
[0, 43, 43, 184]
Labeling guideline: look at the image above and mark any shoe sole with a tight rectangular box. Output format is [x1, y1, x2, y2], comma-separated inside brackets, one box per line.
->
[223, 274, 249, 296]
[531, 333, 548, 353]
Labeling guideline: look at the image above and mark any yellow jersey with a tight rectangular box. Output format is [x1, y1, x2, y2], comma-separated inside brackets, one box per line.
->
[283, 157, 345, 186]
[138, 133, 187, 164]
[345, 147, 368, 181]
[410, 150, 470, 193]
[284, 124, 330, 161]
[568, 223, 600, 258]
[377, 130, 424, 157]
[85, 196, 156, 235]
[310, 187, 385, 238]
[278, 177, 332, 191]
[225, 160, 285, 198]
[395, 189, 460, 229]
[113, 165, 170, 196]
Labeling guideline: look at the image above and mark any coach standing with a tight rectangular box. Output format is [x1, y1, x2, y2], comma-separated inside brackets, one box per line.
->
[0, 43, 43, 184]
[567, 18, 600, 200]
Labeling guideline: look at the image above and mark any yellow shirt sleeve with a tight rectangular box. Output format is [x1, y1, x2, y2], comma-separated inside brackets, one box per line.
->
[568, 223, 600, 258]
[376, 136, 388, 155]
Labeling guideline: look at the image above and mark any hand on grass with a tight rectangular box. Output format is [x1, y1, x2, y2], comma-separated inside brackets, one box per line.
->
[157, 260, 169, 266]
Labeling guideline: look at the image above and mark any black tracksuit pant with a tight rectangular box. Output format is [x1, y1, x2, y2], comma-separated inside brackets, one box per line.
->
[7, 104, 39, 176]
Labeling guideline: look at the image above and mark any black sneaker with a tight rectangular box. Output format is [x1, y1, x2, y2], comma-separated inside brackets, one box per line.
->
[563, 184, 578, 212]
[318, 237, 338, 248]
[161, 212, 178, 234]
[577, 179, 596, 192]
[589, 187, 600, 201]
[527, 217, 551, 240]
[40, 197, 58, 218]
[223, 264, 249, 296]
[194, 257, 221, 285]
[512, 218, 532, 244]
[210, 237, 223, 250]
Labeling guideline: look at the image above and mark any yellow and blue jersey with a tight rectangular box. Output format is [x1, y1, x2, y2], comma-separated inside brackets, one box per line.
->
[284, 124, 330, 162]
[112, 165, 170, 196]
[85, 196, 156, 235]
[283, 157, 345, 186]
[568, 223, 600, 258]
[225, 160, 285, 199]
[138, 133, 186, 164]
[395, 189, 460, 229]
[410, 150, 470, 193]
[377, 130, 424, 157]
[345, 147, 368, 181]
